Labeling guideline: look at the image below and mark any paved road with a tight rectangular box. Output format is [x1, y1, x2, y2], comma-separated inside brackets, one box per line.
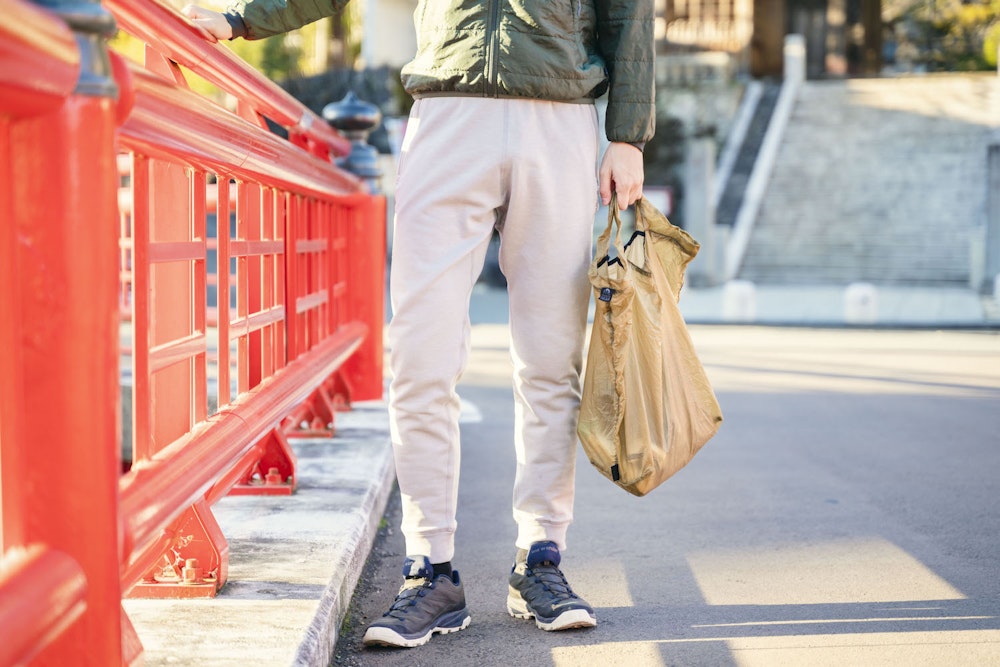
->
[333, 323, 1000, 666]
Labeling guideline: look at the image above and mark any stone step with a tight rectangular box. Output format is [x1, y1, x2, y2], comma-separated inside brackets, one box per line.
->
[736, 74, 997, 286]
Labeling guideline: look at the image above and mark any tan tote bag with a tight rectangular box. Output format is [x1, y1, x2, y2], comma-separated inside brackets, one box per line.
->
[577, 196, 723, 496]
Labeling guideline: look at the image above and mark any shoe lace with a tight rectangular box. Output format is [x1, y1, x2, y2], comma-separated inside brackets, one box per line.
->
[526, 561, 579, 601]
[382, 577, 434, 619]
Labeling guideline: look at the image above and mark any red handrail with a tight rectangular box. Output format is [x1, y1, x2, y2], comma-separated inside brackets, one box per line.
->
[0, 546, 88, 667]
[105, 0, 350, 160]
[120, 64, 361, 197]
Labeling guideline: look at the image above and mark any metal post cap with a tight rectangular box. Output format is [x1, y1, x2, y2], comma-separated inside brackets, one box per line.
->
[322, 91, 382, 133]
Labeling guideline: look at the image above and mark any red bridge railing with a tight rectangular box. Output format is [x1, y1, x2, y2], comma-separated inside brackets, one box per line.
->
[0, 0, 386, 664]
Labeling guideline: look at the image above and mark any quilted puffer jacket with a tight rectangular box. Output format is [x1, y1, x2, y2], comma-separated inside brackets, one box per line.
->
[229, 0, 655, 143]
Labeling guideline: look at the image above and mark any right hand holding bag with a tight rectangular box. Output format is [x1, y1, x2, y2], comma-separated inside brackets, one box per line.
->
[577, 196, 723, 496]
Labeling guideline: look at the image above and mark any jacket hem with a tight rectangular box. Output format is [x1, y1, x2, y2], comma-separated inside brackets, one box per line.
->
[411, 91, 596, 105]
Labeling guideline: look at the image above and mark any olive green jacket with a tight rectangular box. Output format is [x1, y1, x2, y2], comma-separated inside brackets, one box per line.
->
[230, 0, 654, 144]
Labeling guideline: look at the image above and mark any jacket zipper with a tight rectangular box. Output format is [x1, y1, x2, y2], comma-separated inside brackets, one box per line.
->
[485, 0, 501, 97]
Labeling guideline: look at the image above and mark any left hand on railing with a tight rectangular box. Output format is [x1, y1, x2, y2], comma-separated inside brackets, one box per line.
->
[182, 4, 232, 41]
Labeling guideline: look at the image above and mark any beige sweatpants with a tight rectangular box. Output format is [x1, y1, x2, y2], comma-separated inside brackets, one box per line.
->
[387, 96, 600, 564]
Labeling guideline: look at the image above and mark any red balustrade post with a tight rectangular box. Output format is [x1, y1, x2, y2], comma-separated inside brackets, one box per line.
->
[342, 194, 387, 401]
[5, 1, 139, 664]
[322, 93, 387, 402]
[1, 4, 90, 665]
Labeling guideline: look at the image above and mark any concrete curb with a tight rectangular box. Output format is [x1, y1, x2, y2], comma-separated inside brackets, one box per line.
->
[292, 407, 396, 666]
[677, 284, 993, 327]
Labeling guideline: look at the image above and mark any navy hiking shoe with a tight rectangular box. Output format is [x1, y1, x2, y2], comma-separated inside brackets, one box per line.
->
[362, 556, 471, 648]
[507, 541, 597, 631]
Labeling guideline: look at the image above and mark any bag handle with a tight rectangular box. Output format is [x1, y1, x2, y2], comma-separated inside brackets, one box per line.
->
[634, 196, 648, 233]
[595, 193, 628, 270]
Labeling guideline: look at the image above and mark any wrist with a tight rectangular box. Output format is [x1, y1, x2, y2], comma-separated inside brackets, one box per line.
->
[609, 141, 645, 153]
[224, 12, 248, 39]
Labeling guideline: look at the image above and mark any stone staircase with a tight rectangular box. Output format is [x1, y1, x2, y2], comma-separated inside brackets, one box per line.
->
[737, 75, 999, 286]
[717, 81, 781, 229]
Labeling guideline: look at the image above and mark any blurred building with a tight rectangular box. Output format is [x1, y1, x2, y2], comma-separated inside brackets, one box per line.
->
[659, 0, 883, 78]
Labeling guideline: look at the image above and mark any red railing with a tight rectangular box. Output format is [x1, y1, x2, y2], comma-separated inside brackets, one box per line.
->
[0, 0, 386, 664]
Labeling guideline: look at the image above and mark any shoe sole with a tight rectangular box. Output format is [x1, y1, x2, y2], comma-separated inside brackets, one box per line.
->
[506, 594, 597, 632]
[362, 614, 471, 648]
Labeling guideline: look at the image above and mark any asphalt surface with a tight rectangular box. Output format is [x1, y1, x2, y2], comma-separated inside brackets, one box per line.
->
[332, 323, 1000, 667]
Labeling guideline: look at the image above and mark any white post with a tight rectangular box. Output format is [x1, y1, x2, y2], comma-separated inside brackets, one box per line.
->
[985, 145, 1000, 292]
[844, 282, 879, 324]
[685, 135, 720, 286]
[784, 34, 806, 85]
[722, 280, 757, 322]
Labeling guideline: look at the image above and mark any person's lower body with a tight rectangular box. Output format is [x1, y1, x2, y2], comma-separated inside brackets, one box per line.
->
[362, 97, 600, 648]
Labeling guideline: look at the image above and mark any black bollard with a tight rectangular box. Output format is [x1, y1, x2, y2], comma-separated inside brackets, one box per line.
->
[322, 90, 383, 193]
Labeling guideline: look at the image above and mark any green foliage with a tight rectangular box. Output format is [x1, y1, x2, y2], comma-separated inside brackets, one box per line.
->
[340, 11, 364, 65]
[109, 31, 222, 99]
[896, 0, 1000, 70]
[985, 22, 1000, 66]
[261, 35, 302, 79]
[227, 34, 302, 79]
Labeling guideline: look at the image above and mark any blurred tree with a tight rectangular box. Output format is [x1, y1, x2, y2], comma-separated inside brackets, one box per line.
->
[263, 34, 302, 78]
[886, 0, 1000, 70]
[110, 3, 363, 90]
[985, 20, 1000, 65]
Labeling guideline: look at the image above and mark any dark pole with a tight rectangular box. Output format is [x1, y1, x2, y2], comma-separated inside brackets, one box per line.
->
[322, 90, 383, 193]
